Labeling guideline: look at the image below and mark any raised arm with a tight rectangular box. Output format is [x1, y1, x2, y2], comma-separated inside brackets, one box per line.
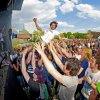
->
[77, 67, 83, 75]
[58, 44, 73, 58]
[21, 48, 30, 83]
[53, 42, 64, 57]
[26, 52, 32, 64]
[58, 36, 66, 47]
[86, 76, 97, 89]
[33, 18, 43, 32]
[35, 43, 64, 84]
[31, 49, 36, 70]
[48, 43, 64, 72]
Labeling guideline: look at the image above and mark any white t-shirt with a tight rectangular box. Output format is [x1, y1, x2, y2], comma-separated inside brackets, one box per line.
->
[81, 68, 100, 98]
[88, 43, 90, 48]
[41, 29, 59, 43]
[74, 54, 81, 60]
[59, 75, 78, 100]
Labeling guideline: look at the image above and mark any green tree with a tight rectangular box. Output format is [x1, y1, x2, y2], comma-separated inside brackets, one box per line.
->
[80, 34, 89, 39]
[67, 32, 73, 38]
[59, 33, 65, 38]
[63, 32, 68, 38]
[74, 32, 81, 39]
[28, 30, 44, 42]
[69, 34, 75, 39]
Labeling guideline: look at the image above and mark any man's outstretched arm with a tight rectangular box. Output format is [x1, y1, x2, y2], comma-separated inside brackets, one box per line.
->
[33, 18, 43, 32]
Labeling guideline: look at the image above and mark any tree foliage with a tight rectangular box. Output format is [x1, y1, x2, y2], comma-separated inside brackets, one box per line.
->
[28, 30, 44, 42]
[12, 30, 90, 48]
[74, 32, 89, 39]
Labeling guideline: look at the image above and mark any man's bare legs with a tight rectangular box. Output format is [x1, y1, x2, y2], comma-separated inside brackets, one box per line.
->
[13, 34, 32, 39]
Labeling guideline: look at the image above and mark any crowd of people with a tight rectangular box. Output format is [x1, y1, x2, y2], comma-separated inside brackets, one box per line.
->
[6, 38, 100, 100]
[2, 18, 100, 100]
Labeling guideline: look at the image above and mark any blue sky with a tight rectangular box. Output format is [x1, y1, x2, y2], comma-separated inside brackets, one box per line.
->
[12, 0, 100, 33]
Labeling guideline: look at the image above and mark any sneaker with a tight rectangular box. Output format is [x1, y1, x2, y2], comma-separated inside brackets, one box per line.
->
[11, 33, 17, 39]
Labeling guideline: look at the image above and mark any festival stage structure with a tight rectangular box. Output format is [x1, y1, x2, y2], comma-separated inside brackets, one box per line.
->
[0, 0, 24, 51]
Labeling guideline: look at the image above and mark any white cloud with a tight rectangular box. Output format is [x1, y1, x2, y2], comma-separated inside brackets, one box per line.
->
[57, 21, 75, 32]
[12, 0, 100, 33]
[62, 28, 87, 33]
[71, 0, 79, 4]
[24, 22, 36, 33]
[91, 27, 100, 31]
[12, 0, 61, 27]
[70, 27, 100, 33]
[76, 4, 100, 19]
[60, 0, 78, 13]
[58, 21, 74, 28]
[24, 22, 49, 33]
[60, 1, 100, 20]
[73, 28, 87, 33]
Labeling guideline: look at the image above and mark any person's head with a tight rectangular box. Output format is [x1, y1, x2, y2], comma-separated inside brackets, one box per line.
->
[17, 49, 20, 55]
[90, 57, 96, 68]
[21, 46, 26, 51]
[81, 50, 89, 62]
[38, 58, 43, 67]
[68, 46, 73, 52]
[47, 53, 53, 61]
[35, 50, 40, 60]
[44, 47, 49, 55]
[50, 21, 58, 30]
[77, 48, 82, 55]
[63, 58, 80, 76]
[90, 57, 100, 70]
[93, 50, 100, 70]
[80, 48, 87, 57]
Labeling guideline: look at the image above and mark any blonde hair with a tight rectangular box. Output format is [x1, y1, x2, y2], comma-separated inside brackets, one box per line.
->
[81, 47, 92, 61]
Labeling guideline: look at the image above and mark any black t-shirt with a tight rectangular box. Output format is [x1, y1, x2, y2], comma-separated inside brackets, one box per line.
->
[0, 55, 2, 67]
[11, 58, 22, 76]
[28, 78, 40, 98]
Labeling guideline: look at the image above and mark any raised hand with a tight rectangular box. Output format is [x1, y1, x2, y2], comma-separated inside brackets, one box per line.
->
[41, 42, 46, 51]
[58, 35, 62, 40]
[28, 45, 33, 52]
[35, 42, 42, 54]
[50, 41, 54, 47]
[55, 42, 60, 47]
[51, 40, 55, 44]
[86, 76, 92, 84]
[32, 48, 35, 53]
[22, 48, 28, 56]
[48, 42, 53, 51]
[33, 18, 37, 23]
[48, 44, 52, 51]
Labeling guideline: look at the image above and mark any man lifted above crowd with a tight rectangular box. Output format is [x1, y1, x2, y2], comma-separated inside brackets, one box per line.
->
[12, 18, 60, 43]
